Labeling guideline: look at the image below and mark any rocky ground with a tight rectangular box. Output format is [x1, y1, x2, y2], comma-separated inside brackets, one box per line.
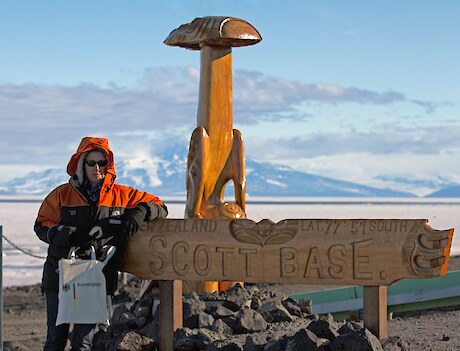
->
[3, 256, 460, 351]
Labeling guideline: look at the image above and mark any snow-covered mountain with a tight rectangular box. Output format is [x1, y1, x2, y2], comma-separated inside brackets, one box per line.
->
[0, 168, 64, 196]
[0, 144, 416, 198]
[426, 185, 460, 198]
[243, 160, 414, 197]
[373, 174, 460, 197]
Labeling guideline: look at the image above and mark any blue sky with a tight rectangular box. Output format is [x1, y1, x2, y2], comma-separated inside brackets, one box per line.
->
[1, 1, 459, 195]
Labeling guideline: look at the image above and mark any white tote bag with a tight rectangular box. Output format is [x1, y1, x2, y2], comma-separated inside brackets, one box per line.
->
[56, 246, 116, 326]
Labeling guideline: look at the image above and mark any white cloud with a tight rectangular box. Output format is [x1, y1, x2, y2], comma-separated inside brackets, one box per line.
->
[247, 125, 460, 159]
[234, 69, 437, 105]
[0, 68, 437, 136]
[0, 67, 447, 185]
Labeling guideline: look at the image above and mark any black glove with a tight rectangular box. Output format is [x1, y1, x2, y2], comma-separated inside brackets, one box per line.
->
[47, 225, 91, 248]
[121, 205, 147, 237]
[68, 226, 93, 247]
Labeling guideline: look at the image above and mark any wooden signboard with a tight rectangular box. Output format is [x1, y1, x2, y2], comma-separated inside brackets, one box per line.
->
[123, 218, 453, 286]
[122, 217, 453, 347]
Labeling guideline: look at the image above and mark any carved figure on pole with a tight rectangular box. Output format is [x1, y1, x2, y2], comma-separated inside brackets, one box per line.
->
[165, 16, 262, 293]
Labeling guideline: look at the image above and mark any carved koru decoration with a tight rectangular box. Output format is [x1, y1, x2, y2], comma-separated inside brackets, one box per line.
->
[403, 220, 453, 278]
[230, 219, 298, 246]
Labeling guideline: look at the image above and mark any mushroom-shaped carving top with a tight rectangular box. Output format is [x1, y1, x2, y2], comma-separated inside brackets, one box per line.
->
[164, 16, 262, 50]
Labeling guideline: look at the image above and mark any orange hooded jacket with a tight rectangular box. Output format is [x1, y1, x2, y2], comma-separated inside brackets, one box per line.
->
[35, 137, 167, 293]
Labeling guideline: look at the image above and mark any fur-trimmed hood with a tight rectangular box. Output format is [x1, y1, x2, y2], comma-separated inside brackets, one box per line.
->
[66, 137, 116, 185]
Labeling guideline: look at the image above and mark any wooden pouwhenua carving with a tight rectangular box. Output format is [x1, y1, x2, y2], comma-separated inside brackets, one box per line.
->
[165, 16, 262, 293]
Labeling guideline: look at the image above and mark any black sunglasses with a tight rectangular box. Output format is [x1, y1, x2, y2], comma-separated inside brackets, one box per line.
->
[85, 160, 108, 167]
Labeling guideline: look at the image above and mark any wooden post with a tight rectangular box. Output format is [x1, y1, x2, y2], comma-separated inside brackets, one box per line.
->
[363, 286, 388, 339]
[159, 280, 183, 351]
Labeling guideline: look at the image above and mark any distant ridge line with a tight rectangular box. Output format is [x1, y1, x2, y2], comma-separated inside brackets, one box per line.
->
[2, 199, 460, 205]
[244, 200, 460, 205]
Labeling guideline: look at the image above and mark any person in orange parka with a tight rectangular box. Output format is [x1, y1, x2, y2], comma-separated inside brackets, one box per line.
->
[35, 136, 168, 351]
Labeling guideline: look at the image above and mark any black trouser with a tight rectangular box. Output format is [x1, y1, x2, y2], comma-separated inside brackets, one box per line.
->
[44, 292, 96, 351]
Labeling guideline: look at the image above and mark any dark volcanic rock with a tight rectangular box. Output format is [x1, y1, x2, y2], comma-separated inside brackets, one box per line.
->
[291, 329, 329, 350]
[234, 308, 268, 334]
[205, 340, 245, 351]
[220, 284, 252, 311]
[127, 315, 148, 329]
[250, 296, 263, 311]
[132, 292, 154, 318]
[258, 301, 294, 323]
[265, 328, 328, 351]
[139, 303, 160, 341]
[206, 303, 235, 319]
[183, 292, 206, 328]
[174, 327, 221, 351]
[338, 320, 365, 335]
[381, 336, 410, 351]
[212, 318, 233, 335]
[94, 330, 155, 351]
[307, 319, 340, 341]
[92, 281, 393, 351]
[242, 336, 257, 351]
[198, 311, 215, 329]
[183, 292, 206, 319]
[329, 328, 384, 351]
[110, 303, 132, 328]
[282, 297, 304, 317]
[114, 331, 155, 351]
[222, 316, 239, 330]
[183, 314, 199, 329]
[205, 335, 260, 351]
[297, 298, 313, 315]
